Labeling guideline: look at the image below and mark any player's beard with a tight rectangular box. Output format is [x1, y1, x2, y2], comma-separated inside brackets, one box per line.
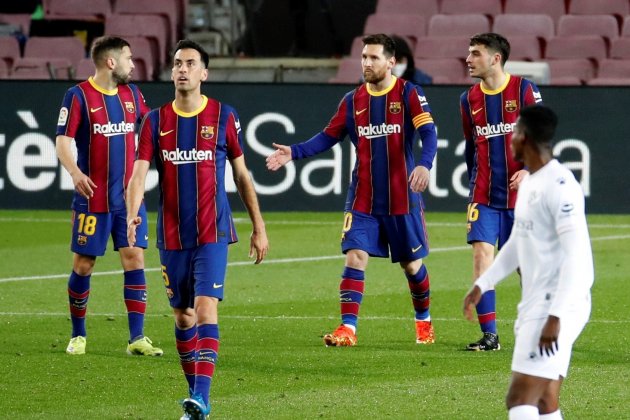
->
[112, 68, 132, 85]
[363, 67, 386, 84]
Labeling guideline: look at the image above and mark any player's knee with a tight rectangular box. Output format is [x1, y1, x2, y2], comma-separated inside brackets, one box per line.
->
[345, 249, 368, 270]
[73, 254, 96, 275]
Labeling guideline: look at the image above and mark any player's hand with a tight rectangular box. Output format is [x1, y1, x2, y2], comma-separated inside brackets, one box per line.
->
[462, 285, 482, 322]
[72, 171, 97, 199]
[509, 169, 528, 191]
[409, 165, 430, 192]
[249, 229, 269, 264]
[266, 143, 293, 171]
[539, 315, 560, 357]
[127, 216, 142, 247]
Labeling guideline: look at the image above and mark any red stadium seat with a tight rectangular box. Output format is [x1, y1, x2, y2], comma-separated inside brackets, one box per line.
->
[329, 57, 362, 83]
[23, 36, 86, 70]
[376, 0, 439, 18]
[428, 14, 490, 37]
[544, 58, 596, 84]
[557, 15, 619, 41]
[492, 14, 555, 41]
[506, 36, 543, 61]
[44, 0, 111, 20]
[105, 14, 169, 66]
[9, 58, 53, 79]
[439, 0, 502, 17]
[349, 36, 364, 58]
[415, 58, 468, 84]
[503, 0, 566, 24]
[593, 58, 630, 78]
[124, 36, 157, 80]
[0, 59, 9, 78]
[621, 16, 630, 36]
[610, 37, 630, 58]
[587, 77, 630, 85]
[414, 36, 470, 59]
[74, 57, 93, 80]
[364, 13, 427, 40]
[0, 13, 32, 34]
[0, 36, 21, 70]
[545, 36, 608, 62]
[113, 0, 180, 51]
[568, 0, 629, 19]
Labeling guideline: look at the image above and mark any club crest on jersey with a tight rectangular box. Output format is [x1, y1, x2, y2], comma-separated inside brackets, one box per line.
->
[77, 235, 87, 246]
[200, 126, 214, 140]
[505, 100, 517, 112]
[124, 101, 135, 113]
[389, 101, 401, 114]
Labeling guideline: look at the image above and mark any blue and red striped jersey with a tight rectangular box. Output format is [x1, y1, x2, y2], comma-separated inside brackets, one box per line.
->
[137, 96, 243, 250]
[460, 74, 542, 209]
[292, 76, 437, 215]
[56, 77, 150, 212]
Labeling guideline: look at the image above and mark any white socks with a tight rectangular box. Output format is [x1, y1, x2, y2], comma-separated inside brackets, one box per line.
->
[509, 405, 539, 419]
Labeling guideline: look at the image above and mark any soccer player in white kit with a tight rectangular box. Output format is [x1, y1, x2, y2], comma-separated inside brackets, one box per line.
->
[463, 105, 593, 420]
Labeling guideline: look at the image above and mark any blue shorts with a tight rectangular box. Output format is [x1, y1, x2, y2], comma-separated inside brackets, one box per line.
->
[466, 203, 514, 248]
[341, 209, 429, 263]
[70, 203, 148, 256]
[159, 242, 229, 309]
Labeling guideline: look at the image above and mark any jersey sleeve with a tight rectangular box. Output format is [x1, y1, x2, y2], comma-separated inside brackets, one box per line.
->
[522, 79, 543, 106]
[137, 110, 158, 161]
[226, 108, 245, 160]
[407, 85, 437, 169]
[56, 88, 83, 138]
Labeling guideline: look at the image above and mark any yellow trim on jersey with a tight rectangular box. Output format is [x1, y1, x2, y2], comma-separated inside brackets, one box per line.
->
[413, 112, 434, 128]
[88, 77, 117, 95]
[366, 75, 397, 96]
[172, 95, 209, 117]
[480, 73, 511, 95]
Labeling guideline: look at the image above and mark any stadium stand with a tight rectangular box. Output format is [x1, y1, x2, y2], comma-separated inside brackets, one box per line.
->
[492, 14, 555, 41]
[113, 0, 181, 52]
[0, 36, 21, 73]
[105, 14, 169, 67]
[23, 35, 85, 69]
[415, 58, 468, 84]
[0, 13, 32, 34]
[376, 0, 439, 17]
[414, 36, 470, 60]
[568, 0, 629, 19]
[439, 0, 502, 17]
[363, 14, 426, 41]
[43, 0, 111, 21]
[329, 57, 362, 84]
[545, 36, 608, 62]
[503, 0, 566, 24]
[428, 14, 491, 37]
[557, 15, 619, 42]
[544, 58, 596, 85]
[505, 36, 544, 61]
[610, 37, 630, 58]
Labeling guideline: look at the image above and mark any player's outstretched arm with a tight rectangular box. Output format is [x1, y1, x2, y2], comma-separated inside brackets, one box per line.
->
[126, 160, 150, 247]
[266, 142, 293, 171]
[232, 155, 269, 263]
[56, 135, 97, 199]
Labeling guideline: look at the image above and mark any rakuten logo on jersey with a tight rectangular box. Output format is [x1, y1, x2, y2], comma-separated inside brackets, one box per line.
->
[357, 123, 401, 139]
[93, 122, 135, 137]
[162, 148, 213, 165]
[475, 122, 516, 139]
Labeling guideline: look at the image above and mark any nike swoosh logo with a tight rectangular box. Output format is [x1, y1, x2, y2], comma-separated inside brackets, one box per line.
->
[411, 244, 423, 253]
[355, 108, 367, 115]
[472, 108, 483, 115]
[213, 283, 223, 289]
[90, 107, 103, 113]
[160, 130, 174, 136]
[144, 235, 149, 240]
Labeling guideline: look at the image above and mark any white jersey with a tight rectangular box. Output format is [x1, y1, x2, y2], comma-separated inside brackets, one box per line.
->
[476, 159, 594, 322]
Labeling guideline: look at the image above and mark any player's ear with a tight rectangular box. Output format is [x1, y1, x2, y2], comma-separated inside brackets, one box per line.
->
[201, 68, 208, 82]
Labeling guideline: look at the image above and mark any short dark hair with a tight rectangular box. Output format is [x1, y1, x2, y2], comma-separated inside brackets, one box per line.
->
[173, 39, 209, 68]
[519, 105, 558, 146]
[91, 36, 130, 65]
[469, 32, 510, 66]
[362, 33, 396, 58]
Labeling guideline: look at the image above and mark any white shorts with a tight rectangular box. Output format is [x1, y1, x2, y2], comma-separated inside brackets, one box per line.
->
[511, 301, 590, 380]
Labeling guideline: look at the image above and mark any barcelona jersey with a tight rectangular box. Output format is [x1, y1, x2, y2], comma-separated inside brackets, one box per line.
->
[460, 74, 542, 209]
[137, 95, 242, 250]
[292, 76, 437, 216]
[56, 77, 150, 212]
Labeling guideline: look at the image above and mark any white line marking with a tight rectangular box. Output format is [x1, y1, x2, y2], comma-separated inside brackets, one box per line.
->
[0, 235, 627, 284]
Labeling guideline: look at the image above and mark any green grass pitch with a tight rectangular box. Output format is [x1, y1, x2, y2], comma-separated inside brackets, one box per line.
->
[0, 210, 628, 419]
